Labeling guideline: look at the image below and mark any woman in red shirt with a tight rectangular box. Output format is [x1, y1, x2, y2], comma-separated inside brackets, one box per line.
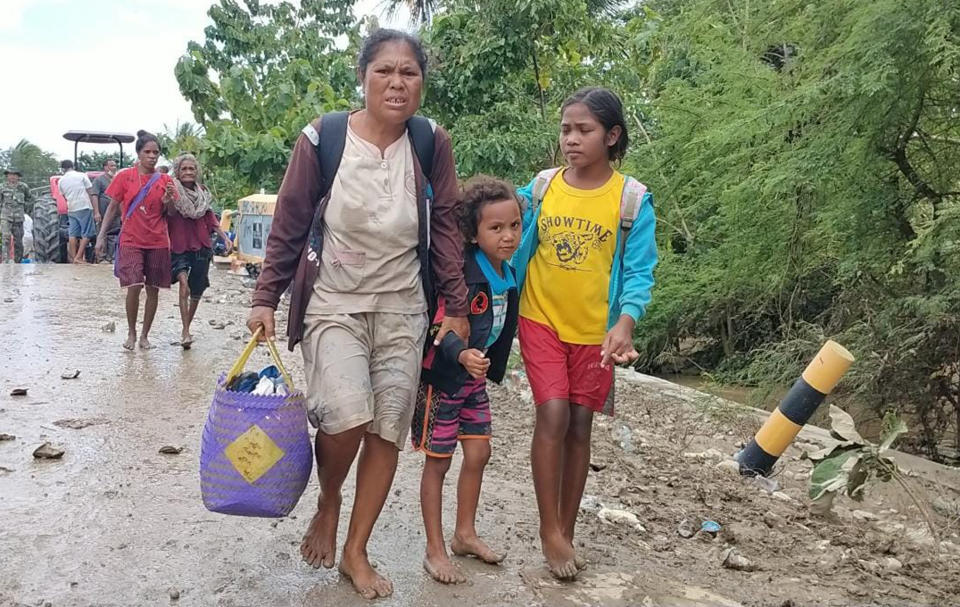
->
[95, 130, 178, 350]
[168, 153, 232, 349]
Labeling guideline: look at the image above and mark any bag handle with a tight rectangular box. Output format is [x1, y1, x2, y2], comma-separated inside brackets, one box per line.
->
[225, 327, 295, 390]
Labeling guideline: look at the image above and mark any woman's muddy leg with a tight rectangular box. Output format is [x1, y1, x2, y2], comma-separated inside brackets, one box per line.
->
[301, 424, 365, 568]
[339, 433, 400, 598]
[140, 286, 159, 348]
[177, 274, 191, 343]
[124, 286, 142, 350]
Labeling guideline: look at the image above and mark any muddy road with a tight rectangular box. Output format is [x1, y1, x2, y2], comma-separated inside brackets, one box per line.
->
[2, 264, 959, 607]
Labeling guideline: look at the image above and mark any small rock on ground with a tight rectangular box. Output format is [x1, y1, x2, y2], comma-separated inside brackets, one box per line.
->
[159, 445, 184, 455]
[0, 433, 16, 441]
[33, 442, 65, 459]
[722, 547, 757, 571]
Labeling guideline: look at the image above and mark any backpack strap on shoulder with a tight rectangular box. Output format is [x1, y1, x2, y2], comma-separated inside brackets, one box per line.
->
[620, 177, 647, 233]
[531, 167, 562, 210]
[406, 115, 436, 180]
[313, 112, 349, 198]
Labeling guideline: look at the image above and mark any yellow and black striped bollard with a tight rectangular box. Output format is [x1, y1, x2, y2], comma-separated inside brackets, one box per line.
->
[737, 340, 855, 477]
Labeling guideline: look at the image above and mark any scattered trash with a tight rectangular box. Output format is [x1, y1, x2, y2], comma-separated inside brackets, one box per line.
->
[60, 369, 81, 380]
[589, 462, 607, 472]
[747, 475, 780, 493]
[0, 433, 15, 441]
[579, 494, 604, 514]
[54, 418, 108, 430]
[159, 446, 184, 455]
[614, 424, 635, 453]
[721, 547, 757, 571]
[101, 321, 116, 333]
[677, 518, 696, 538]
[10, 388, 28, 397]
[598, 507, 645, 531]
[33, 442, 65, 459]
[701, 520, 721, 536]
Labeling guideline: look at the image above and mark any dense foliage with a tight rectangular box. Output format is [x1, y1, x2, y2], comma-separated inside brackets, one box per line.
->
[0, 139, 59, 191]
[176, 0, 960, 461]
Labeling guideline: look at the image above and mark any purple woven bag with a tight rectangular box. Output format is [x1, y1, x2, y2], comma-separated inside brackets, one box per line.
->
[200, 332, 313, 517]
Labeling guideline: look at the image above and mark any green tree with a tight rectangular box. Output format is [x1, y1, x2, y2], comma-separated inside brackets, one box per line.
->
[76, 150, 135, 172]
[0, 139, 60, 189]
[175, 0, 362, 206]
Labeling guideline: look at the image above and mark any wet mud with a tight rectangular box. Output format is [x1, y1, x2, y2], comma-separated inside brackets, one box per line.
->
[1, 264, 959, 607]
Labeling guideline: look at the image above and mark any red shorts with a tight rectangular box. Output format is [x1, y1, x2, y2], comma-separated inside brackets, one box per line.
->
[115, 246, 171, 289]
[518, 317, 614, 414]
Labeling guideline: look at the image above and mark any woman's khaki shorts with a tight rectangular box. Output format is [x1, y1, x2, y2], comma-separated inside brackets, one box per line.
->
[301, 311, 428, 449]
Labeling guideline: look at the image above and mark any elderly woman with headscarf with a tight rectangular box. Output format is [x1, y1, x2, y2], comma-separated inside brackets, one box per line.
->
[167, 153, 232, 349]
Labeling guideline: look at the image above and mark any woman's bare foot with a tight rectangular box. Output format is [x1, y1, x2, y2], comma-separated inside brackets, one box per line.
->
[338, 548, 393, 599]
[450, 533, 505, 564]
[300, 493, 341, 568]
[423, 550, 466, 584]
[139, 336, 155, 350]
[541, 531, 578, 580]
[123, 334, 136, 351]
[180, 331, 193, 350]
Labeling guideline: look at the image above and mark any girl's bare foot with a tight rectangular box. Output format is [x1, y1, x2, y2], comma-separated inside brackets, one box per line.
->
[123, 334, 136, 351]
[139, 336, 155, 350]
[541, 531, 578, 580]
[339, 548, 393, 600]
[300, 493, 341, 569]
[423, 551, 466, 584]
[450, 533, 505, 564]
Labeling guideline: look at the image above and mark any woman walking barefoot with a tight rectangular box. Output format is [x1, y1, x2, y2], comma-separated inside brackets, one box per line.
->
[96, 130, 178, 350]
[247, 29, 468, 600]
[168, 153, 232, 349]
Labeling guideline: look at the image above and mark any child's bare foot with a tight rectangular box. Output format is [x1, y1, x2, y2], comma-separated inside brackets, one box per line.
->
[541, 531, 578, 580]
[123, 334, 136, 351]
[339, 548, 393, 599]
[139, 336, 154, 350]
[451, 533, 505, 564]
[423, 550, 466, 584]
[300, 493, 340, 568]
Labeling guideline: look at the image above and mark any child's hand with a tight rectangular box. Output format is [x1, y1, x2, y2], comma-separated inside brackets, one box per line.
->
[601, 316, 639, 369]
[458, 348, 490, 379]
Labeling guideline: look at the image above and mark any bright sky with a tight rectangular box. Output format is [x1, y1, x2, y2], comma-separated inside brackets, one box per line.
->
[0, 0, 406, 161]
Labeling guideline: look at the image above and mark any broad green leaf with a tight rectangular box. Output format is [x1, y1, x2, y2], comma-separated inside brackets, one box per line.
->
[809, 449, 861, 501]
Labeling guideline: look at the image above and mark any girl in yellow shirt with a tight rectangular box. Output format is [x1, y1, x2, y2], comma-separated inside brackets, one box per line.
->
[512, 87, 658, 579]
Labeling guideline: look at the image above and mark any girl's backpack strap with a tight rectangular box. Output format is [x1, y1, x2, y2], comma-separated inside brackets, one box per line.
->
[531, 167, 562, 209]
[619, 177, 648, 234]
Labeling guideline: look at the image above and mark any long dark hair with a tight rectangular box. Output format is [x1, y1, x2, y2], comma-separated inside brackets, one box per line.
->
[561, 87, 629, 162]
[357, 29, 428, 80]
[135, 129, 160, 154]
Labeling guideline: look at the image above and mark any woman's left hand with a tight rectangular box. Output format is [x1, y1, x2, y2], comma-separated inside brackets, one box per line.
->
[600, 315, 639, 369]
[434, 315, 470, 346]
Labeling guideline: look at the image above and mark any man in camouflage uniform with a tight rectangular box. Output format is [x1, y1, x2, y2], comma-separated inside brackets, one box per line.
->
[1, 168, 34, 263]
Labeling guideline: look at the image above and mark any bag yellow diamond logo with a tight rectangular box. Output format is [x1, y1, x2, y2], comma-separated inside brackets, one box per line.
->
[224, 424, 285, 484]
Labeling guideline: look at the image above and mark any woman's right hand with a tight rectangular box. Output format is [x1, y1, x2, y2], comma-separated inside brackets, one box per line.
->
[247, 306, 276, 341]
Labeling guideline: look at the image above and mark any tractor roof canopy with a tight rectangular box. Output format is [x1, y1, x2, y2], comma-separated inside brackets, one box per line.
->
[63, 131, 135, 144]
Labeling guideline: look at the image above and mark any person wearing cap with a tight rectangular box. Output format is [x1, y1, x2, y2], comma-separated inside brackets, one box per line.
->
[0, 168, 34, 263]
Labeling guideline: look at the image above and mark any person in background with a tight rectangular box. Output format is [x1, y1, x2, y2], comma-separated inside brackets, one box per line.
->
[158, 165, 170, 174]
[92, 158, 120, 262]
[58, 159, 98, 263]
[95, 130, 178, 350]
[0, 167, 34, 263]
[168, 153, 232, 349]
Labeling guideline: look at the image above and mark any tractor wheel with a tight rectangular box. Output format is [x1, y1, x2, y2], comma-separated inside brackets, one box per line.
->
[31, 195, 64, 263]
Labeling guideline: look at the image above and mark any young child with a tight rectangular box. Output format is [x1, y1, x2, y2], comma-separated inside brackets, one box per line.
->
[412, 176, 523, 584]
[512, 87, 658, 579]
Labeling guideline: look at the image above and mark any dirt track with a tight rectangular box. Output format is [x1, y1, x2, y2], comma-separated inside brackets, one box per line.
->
[1, 263, 959, 607]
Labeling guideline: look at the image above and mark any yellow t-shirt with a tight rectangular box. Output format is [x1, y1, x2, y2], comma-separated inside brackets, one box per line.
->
[520, 170, 624, 344]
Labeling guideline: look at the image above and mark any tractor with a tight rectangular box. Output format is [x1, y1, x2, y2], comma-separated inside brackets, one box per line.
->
[31, 130, 135, 263]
